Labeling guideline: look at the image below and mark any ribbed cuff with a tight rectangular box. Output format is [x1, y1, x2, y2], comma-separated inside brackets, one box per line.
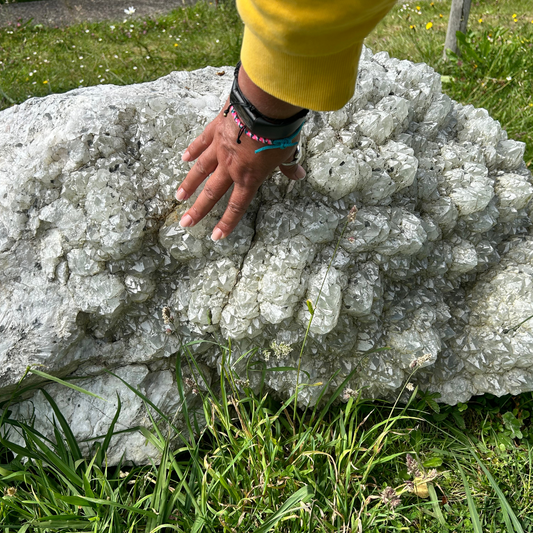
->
[240, 26, 363, 112]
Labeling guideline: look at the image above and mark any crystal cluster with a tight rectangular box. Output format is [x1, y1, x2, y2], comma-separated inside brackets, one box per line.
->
[1, 48, 533, 461]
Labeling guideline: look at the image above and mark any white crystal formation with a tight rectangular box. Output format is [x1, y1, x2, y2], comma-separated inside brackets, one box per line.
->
[1, 48, 533, 462]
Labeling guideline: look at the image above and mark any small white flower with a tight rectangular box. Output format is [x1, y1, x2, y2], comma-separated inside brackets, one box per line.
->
[79, 56, 83, 59]
[79, 79, 83, 83]
[124, 6, 136, 15]
[146, 55, 150, 59]
[342, 388, 359, 401]
[270, 340, 292, 359]
[133, 66, 137, 70]
[410, 353, 432, 369]
[406, 382, 415, 391]
[110, 25, 115, 30]
[506, 76, 512, 81]
[215, 39, 219, 43]
[85, 29, 89, 33]
[114, 54, 119, 58]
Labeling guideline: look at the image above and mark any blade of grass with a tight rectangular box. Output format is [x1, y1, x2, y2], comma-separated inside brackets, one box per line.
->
[470, 449, 524, 533]
[427, 483, 447, 527]
[95, 393, 122, 466]
[145, 441, 171, 533]
[51, 493, 158, 517]
[28, 369, 106, 401]
[254, 485, 314, 533]
[41, 389, 83, 462]
[455, 459, 483, 533]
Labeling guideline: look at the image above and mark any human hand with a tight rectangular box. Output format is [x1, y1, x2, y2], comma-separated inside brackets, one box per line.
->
[175, 101, 306, 241]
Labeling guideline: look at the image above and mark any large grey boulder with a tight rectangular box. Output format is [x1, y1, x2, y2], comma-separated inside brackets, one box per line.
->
[1, 47, 533, 462]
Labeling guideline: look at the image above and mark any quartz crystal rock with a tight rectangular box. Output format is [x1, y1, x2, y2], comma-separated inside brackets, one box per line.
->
[1, 48, 533, 463]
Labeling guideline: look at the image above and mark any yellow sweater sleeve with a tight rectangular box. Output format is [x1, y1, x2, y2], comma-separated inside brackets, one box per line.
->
[236, 0, 395, 111]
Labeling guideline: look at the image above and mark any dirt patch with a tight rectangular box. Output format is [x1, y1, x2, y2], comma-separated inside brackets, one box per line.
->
[0, 0, 197, 27]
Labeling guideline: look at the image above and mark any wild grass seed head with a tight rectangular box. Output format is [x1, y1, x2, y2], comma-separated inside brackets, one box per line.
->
[380, 486, 401, 508]
[406, 453, 422, 477]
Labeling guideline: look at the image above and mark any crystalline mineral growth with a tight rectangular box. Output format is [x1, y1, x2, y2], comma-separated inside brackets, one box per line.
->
[1, 47, 533, 462]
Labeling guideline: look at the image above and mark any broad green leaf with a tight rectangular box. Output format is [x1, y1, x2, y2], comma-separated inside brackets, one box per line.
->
[423, 456, 443, 468]
[502, 411, 523, 439]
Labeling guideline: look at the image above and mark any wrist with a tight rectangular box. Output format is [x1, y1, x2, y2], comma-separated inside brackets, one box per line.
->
[228, 62, 308, 142]
[238, 64, 304, 120]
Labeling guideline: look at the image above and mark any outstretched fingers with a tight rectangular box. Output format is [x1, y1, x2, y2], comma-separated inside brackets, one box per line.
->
[210, 183, 259, 241]
[181, 121, 215, 163]
[176, 144, 218, 201]
[179, 170, 234, 230]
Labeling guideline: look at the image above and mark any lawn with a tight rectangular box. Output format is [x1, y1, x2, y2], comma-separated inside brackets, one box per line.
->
[1, 1, 533, 532]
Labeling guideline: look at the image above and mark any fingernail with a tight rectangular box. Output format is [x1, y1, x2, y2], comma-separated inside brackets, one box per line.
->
[211, 228, 224, 241]
[179, 214, 194, 228]
[295, 166, 306, 180]
[181, 150, 191, 162]
[176, 188, 188, 201]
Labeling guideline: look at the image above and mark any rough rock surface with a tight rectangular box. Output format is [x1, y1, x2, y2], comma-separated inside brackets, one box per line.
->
[1, 47, 533, 462]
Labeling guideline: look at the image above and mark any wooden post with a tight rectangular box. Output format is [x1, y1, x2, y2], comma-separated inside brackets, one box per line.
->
[443, 0, 472, 59]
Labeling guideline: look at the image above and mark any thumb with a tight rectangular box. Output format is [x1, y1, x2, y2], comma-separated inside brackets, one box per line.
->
[279, 143, 306, 181]
[279, 163, 306, 181]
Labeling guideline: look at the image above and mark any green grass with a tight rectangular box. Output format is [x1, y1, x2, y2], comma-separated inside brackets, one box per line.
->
[0, 0, 242, 107]
[2, 361, 533, 532]
[2, 1, 533, 531]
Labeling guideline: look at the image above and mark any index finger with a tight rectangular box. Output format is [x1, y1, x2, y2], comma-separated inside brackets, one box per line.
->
[182, 121, 215, 162]
[211, 183, 260, 241]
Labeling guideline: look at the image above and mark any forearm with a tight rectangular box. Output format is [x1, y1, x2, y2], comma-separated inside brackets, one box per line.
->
[237, 0, 395, 110]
